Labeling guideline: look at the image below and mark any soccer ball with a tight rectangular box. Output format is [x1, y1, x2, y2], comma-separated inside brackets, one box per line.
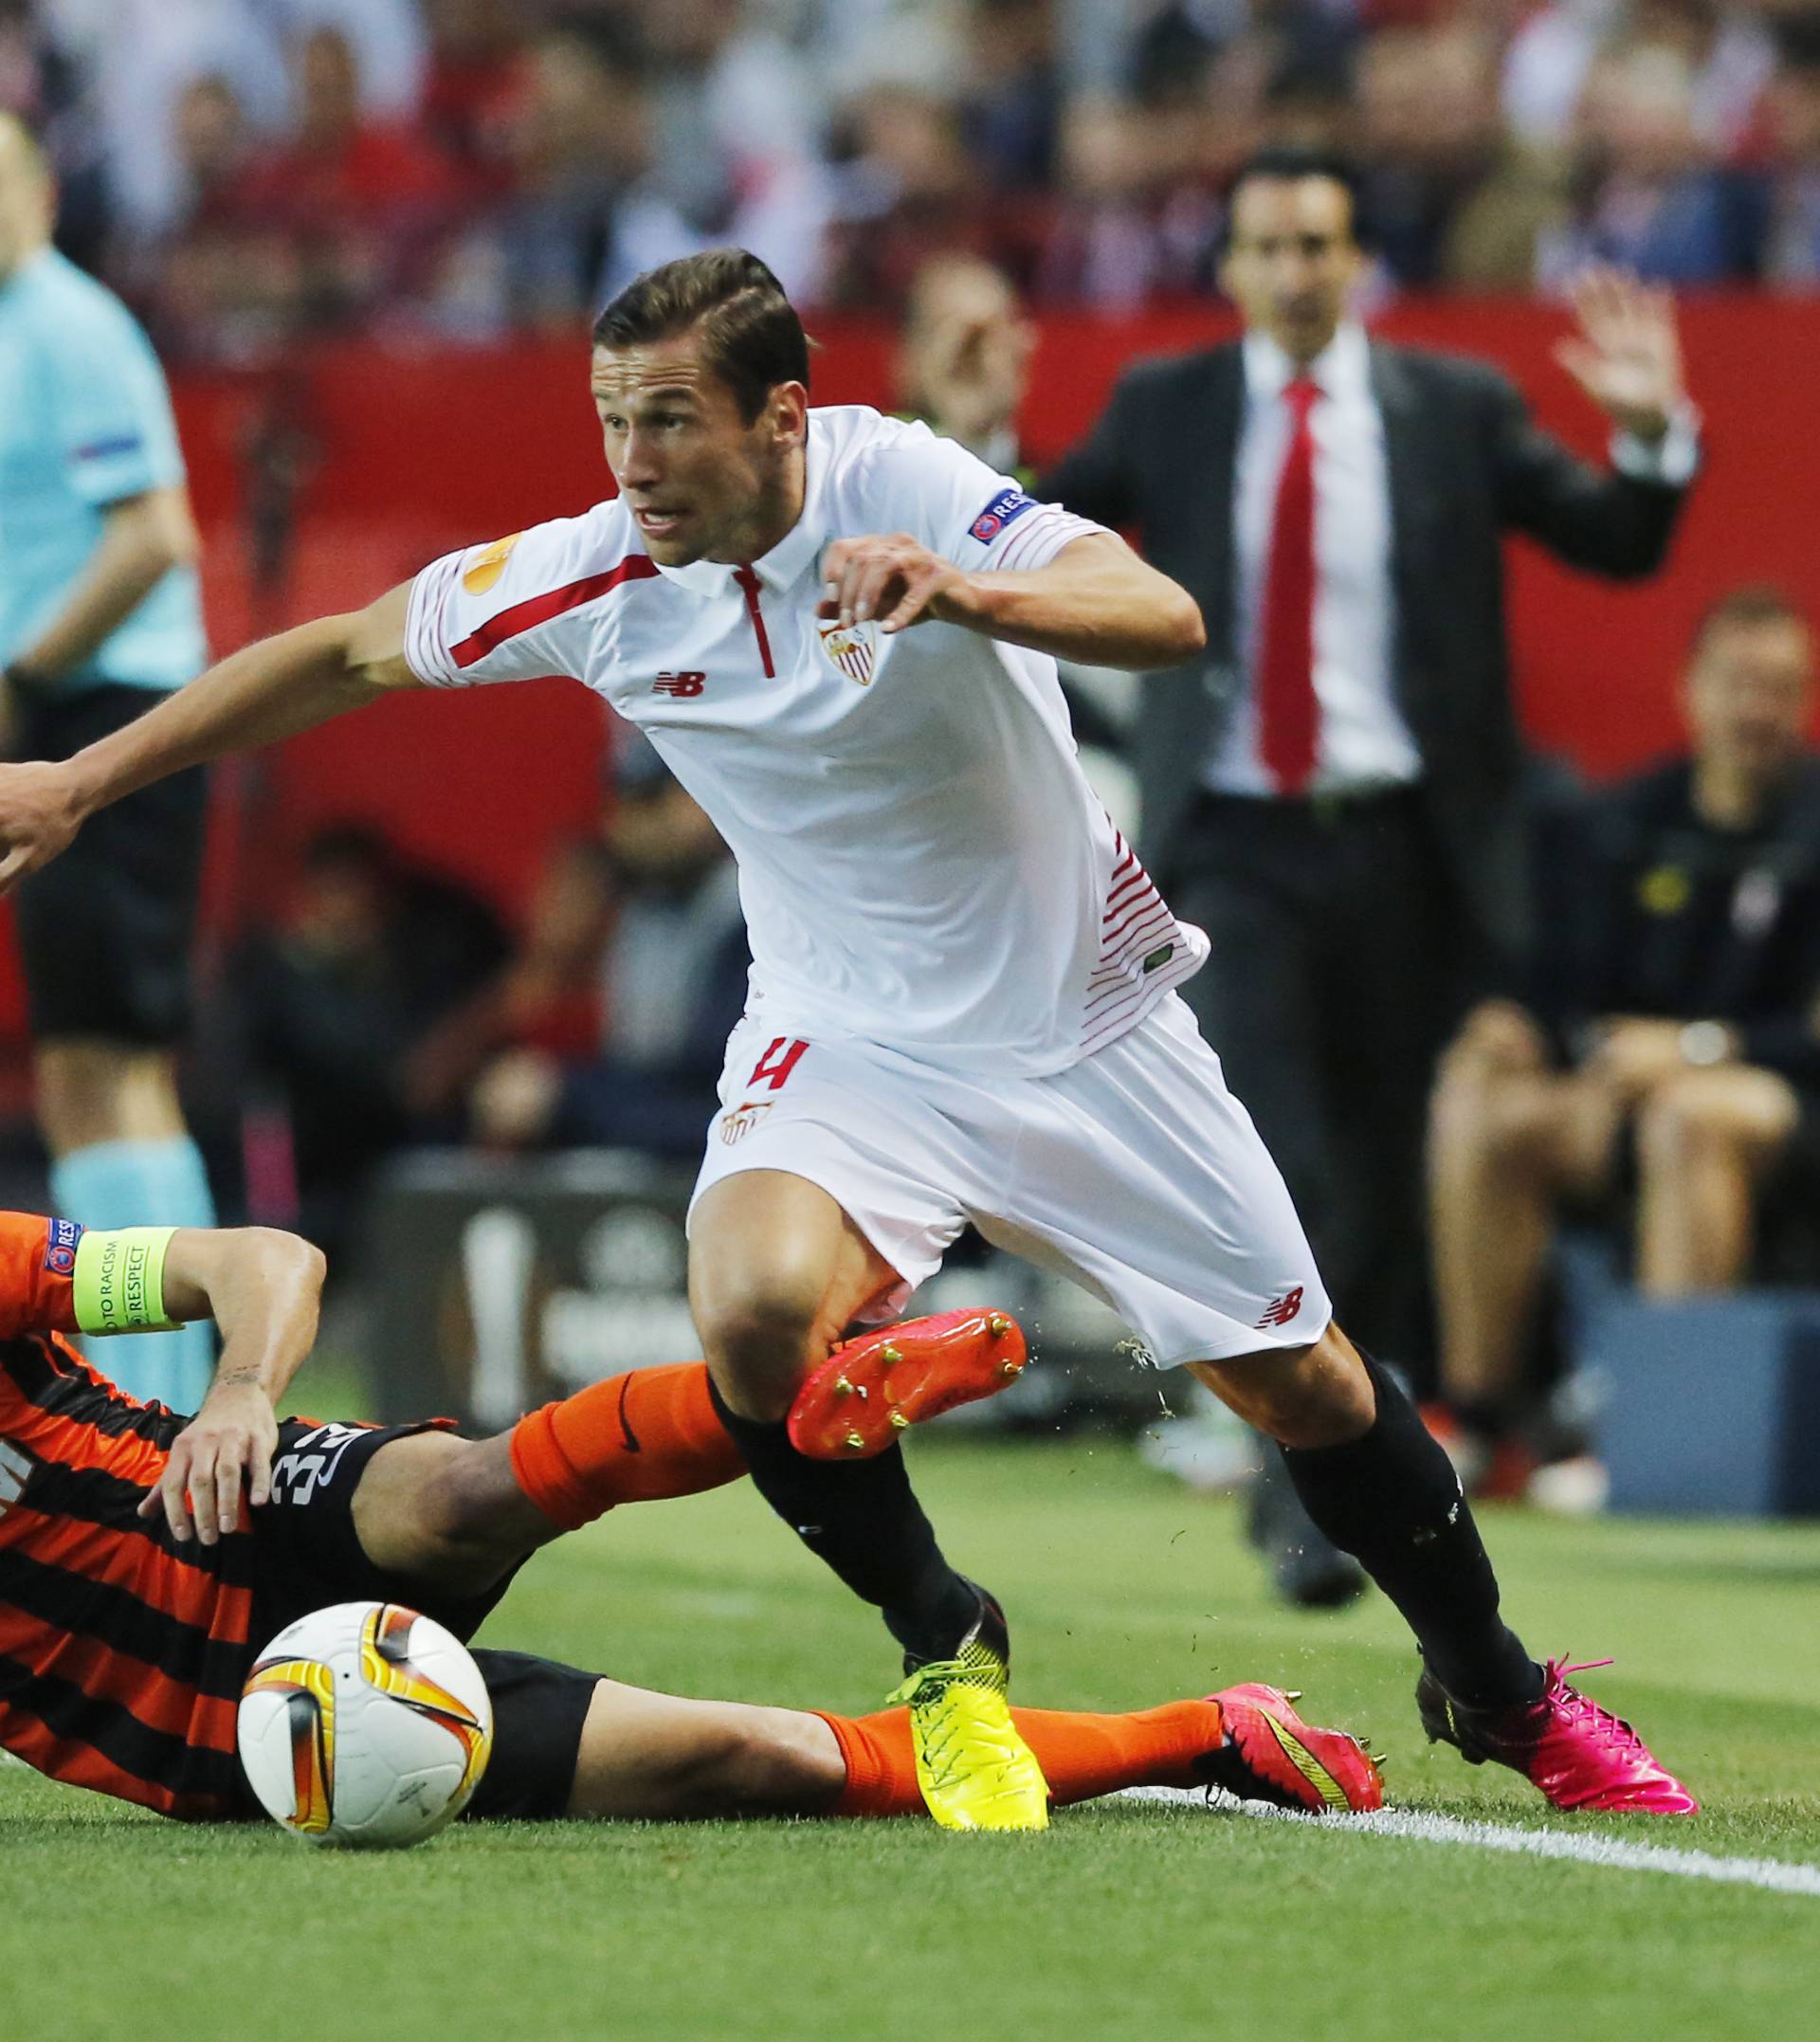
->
[238, 1601, 493, 1849]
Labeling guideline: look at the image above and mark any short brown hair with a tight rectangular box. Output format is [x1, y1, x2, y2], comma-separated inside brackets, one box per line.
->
[1692, 584, 1812, 652]
[592, 249, 810, 424]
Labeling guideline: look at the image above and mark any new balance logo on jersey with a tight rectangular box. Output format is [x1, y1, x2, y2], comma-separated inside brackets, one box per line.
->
[1255, 1286, 1304, 1330]
[652, 671, 707, 697]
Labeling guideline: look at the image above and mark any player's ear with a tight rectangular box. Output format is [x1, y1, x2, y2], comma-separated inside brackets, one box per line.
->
[768, 380, 809, 447]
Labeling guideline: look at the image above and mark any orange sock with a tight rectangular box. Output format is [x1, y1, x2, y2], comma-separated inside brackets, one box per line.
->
[509, 1362, 746, 1529]
[814, 1698, 1225, 1817]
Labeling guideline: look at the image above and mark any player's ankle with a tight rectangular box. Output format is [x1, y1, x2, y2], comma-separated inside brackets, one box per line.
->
[885, 1572, 994, 1667]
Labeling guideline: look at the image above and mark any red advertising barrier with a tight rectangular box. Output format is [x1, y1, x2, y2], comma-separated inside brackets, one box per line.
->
[3, 297, 1814, 1047]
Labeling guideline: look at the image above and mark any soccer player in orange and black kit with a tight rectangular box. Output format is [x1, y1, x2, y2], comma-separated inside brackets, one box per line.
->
[0, 1209, 1383, 1829]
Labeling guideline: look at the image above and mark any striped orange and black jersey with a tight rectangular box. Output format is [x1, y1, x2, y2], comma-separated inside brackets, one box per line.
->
[0, 1212, 255, 1820]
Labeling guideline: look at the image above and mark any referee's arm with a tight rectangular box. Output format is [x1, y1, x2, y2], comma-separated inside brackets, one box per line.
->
[0, 581, 417, 889]
[2, 485, 200, 689]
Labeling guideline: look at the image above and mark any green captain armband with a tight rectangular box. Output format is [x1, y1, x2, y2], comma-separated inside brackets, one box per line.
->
[72, 1228, 181, 1335]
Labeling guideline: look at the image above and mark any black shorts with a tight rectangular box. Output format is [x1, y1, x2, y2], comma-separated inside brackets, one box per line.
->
[11, 681, 209, 1043]
[242, 1417, 600, 1822]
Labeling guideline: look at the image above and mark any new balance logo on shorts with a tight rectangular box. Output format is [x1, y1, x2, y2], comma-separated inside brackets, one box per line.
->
[1255, 1286, 1304, 1330]
[652, 671, 706, 697]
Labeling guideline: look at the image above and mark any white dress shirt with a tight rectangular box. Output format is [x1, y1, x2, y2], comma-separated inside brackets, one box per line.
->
[1207, 323, 1421, 797]
[1206, 321, 1700, 800]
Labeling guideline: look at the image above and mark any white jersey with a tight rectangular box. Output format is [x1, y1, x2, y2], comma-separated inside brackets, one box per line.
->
[405, 405, 1208, 1076]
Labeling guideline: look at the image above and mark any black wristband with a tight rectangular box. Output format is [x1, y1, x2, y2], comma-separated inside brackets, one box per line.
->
[2, 662, 52, 695]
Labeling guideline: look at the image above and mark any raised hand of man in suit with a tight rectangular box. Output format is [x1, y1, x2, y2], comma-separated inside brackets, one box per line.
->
[1554, 265, 1688, 446]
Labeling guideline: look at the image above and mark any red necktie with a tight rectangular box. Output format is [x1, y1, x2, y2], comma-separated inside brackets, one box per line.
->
[1257, 376, 1320, 796]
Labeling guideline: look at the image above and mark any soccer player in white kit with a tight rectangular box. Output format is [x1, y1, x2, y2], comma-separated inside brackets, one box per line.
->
[0, 251, 1695, 1830]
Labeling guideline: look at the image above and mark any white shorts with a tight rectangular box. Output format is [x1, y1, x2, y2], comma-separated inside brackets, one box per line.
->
[688, 994, 1330, 1368]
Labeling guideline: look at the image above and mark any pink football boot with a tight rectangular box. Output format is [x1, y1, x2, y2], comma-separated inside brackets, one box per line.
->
[1201, 1683, 1386, 1814]
[1417, 1656, 1698, 1814]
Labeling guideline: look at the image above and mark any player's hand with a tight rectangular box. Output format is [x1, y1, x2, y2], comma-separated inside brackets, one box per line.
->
[1554, 266, 1686, 443]
[138, 1381, 279, 1545]
[0, 758, 88, 892]
[819, 534, 975, 636]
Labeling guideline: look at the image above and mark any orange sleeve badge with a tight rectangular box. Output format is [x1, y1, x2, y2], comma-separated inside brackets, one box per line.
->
[0, 1212, 83, 1340]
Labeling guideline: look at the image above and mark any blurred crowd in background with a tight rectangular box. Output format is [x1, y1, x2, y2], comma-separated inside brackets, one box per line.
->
[9, 0, 1820, 1515]
[9, 0, 1820, 362]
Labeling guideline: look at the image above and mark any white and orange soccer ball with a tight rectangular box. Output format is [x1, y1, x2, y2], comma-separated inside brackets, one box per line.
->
[238, 1601, 493, 1849]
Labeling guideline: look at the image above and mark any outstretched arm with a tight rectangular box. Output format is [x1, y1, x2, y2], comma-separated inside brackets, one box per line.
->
[1497, 267, 1698, 576]
[820, 530, 1205, 670]
[131, 1226, 329, 1545]
[0, 582, 418, 890]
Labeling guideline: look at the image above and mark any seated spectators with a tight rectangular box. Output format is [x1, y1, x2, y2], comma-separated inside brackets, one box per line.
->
[228, 822, 511, 1252]
[1538, 39, 1766, 284]
[1761, 13, 1820, 285]
[1502, 0, 1774, 160]
[464, 736, 749, 1160]
[136, 73, 289, 362]
[825, 82, 1041, 309]
[230, 24, 465, 335]
[482, 18, 653, 333]
[417, 0, 525, 173]
[1428, 587, 1820, 1491]
[1356, 25, 1571, 290]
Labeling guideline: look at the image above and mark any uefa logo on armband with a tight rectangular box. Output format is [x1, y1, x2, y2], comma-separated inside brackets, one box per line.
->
[44, 1216, 82, 1276]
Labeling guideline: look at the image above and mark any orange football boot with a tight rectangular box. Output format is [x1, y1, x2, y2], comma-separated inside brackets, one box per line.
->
[787, 1308, 1028, 1460]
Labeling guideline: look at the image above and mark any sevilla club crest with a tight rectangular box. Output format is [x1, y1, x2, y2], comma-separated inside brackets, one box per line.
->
[817, 618, 877, 685]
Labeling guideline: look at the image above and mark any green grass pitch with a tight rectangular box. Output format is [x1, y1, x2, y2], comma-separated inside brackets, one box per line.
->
[3, 1438, 1817, 2042]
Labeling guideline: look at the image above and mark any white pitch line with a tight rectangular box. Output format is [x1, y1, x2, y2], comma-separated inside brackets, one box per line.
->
[1115, 1787, 1820, 1898]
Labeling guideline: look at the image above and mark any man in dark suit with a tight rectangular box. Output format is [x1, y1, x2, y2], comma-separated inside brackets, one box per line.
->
[1046, 145, 1698, 1600]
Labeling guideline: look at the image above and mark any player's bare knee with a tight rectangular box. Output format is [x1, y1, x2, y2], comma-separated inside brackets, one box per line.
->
[428, 1438, 556, 1563]
[689, 1709, 842, 1815]
[696, 1281, 828, 1421]
[355, 1433, 539, 1591]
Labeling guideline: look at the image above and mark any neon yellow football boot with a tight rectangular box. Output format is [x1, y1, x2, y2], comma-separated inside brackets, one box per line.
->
[886, 1591, 1049, 1832]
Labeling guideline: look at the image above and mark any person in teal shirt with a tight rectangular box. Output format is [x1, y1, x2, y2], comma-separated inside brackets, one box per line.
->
[0, 114, 216, 1411]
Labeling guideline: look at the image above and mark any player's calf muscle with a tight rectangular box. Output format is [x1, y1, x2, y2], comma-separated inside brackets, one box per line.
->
[1192, 1323, 1376, 1448]
[565, 1684, 845, 1820]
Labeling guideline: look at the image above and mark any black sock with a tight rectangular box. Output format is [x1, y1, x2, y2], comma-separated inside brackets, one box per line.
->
[1282, 1355, 1543, 1707]
[707, 1380, 978, 1658]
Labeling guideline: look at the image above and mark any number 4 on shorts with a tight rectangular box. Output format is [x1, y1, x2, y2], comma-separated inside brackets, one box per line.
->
[749, 1036, 810, 1090]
